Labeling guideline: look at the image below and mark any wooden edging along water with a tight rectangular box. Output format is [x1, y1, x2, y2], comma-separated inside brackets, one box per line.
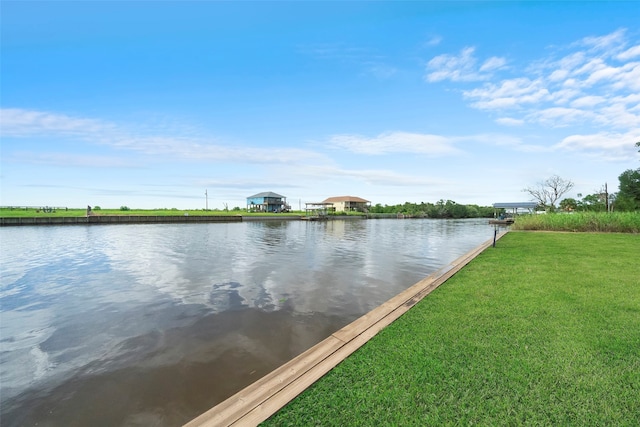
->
[184, 231, 508, 427]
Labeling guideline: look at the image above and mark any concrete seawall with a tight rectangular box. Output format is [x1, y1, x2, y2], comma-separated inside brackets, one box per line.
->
[184, 232, 508, 426]
[0, 215, 246, 226]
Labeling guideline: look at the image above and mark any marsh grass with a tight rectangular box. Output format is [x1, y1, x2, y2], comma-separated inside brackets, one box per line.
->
[512, 212, 640, 233]
[263, 232, 640, 426]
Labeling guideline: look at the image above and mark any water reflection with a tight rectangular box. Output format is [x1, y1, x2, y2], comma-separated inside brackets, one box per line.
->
[0, 218, 492, 426]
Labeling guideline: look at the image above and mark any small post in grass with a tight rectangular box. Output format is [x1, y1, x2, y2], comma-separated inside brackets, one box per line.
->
[493, 225, 498, 248]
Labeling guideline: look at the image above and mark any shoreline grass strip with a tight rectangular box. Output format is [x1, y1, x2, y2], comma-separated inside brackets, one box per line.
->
[263, 232, 640, 426]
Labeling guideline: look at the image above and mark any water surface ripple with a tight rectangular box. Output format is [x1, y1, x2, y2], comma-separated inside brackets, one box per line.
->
[0, 218, 492, 426]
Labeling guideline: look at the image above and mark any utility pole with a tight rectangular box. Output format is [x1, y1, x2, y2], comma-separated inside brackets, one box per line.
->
[604, 182, 609, 212]
[205, 189, 208, 210]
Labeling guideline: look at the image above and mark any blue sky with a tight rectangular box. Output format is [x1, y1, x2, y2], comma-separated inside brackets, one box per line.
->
[2, 2, 639, 210]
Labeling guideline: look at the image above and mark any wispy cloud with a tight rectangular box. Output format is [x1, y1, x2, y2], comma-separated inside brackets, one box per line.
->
[617, 44, 640, 61]
[327, 130, 551, 156]
[436, 29, 640, 134]
[480, 56, 507, 72]
[577, 28, 627, 52]
[0, 108, 114, 138]
[495, 117, 525, 126]
[554, 130, 639, 161]
[299, 42, 397, 79]
[464, 77, 550, 109]
[426, 47, 507, 82]
[1, 108, 330, 166]
[8, 152, 141, 168]
[287, 164, 443, 187]
[457, 133, 550, 153]
[328, 131, 462, 156]
[424, 35, 442, 47]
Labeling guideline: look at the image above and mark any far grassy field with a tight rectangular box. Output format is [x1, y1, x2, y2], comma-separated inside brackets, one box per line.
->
[0, 207, 304, 218]
[263, 232, 640, 426]
[0, 207, 371, 218]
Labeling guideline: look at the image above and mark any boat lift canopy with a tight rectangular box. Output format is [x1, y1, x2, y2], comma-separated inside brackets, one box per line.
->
[493, 202, 538, 215]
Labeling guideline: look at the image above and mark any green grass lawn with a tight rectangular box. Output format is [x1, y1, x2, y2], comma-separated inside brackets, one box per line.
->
[263, 232, 640, 426]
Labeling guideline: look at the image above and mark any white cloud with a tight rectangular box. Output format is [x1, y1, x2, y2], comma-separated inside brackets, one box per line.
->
[8, 152, 141, 168]
[550, 88, 582, 105]
[329, 131, 461, 156]
[480, 56, 507, 72]
[426, 47, 482, 82]
[556, 51, 587, 73]
[554, 131, 639, 161]
[570, 95, 606, 108]
[579, 28, 626, 52]
[1, 108, 329, 166]
[611, 62, 640, 91]
[431, 29, 640, 135]
[528, 107, 598, 127]
[464, 78, 550, 109]
[495, 117, 525, 126]
[617, 44, 640, 60]
[598, 102, 640, 129]
[424, 35, 442, 47]
[426, 47, 507, 82]
[461, 133, 549, 153]
[0, 108, 113, 138]
[548, 69, 570, 82]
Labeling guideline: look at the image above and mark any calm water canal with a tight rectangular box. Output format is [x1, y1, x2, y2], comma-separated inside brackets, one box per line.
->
[1, 218, 493, 426]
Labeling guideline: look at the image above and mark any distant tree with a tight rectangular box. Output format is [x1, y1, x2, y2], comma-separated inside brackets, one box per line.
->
[93, 206, 102, 210]
[120, 206, 130, 211]
[617, 168, 640, 211]
[580, 193, 607, 212]
[445, 200, 468, 218]
[608, 192, 618, 211]
[559, 198, 578, 211]
[366, 200, 493, 217]
[523, 175, 574, 210]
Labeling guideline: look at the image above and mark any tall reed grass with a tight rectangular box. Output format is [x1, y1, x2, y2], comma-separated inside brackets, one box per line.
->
[511, 211, 640, 233]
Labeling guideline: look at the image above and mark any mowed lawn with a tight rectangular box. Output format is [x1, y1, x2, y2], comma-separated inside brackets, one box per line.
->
[264, 232, 640, 426]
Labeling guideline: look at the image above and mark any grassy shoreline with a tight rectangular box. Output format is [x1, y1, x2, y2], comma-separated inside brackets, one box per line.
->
[0, 207, 302, 218]
[4, 209, 638, 232]
[263, 232, 640, 425]
[0, 208, 370, 218]
[511, 212, 640, 233]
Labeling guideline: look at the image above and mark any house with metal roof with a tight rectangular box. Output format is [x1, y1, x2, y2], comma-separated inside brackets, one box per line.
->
[322, 196, 371, 213]
[246, 192, 290, 213]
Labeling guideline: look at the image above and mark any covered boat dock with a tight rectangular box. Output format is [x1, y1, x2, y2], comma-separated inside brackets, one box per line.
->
[490, 202, 538, 225]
